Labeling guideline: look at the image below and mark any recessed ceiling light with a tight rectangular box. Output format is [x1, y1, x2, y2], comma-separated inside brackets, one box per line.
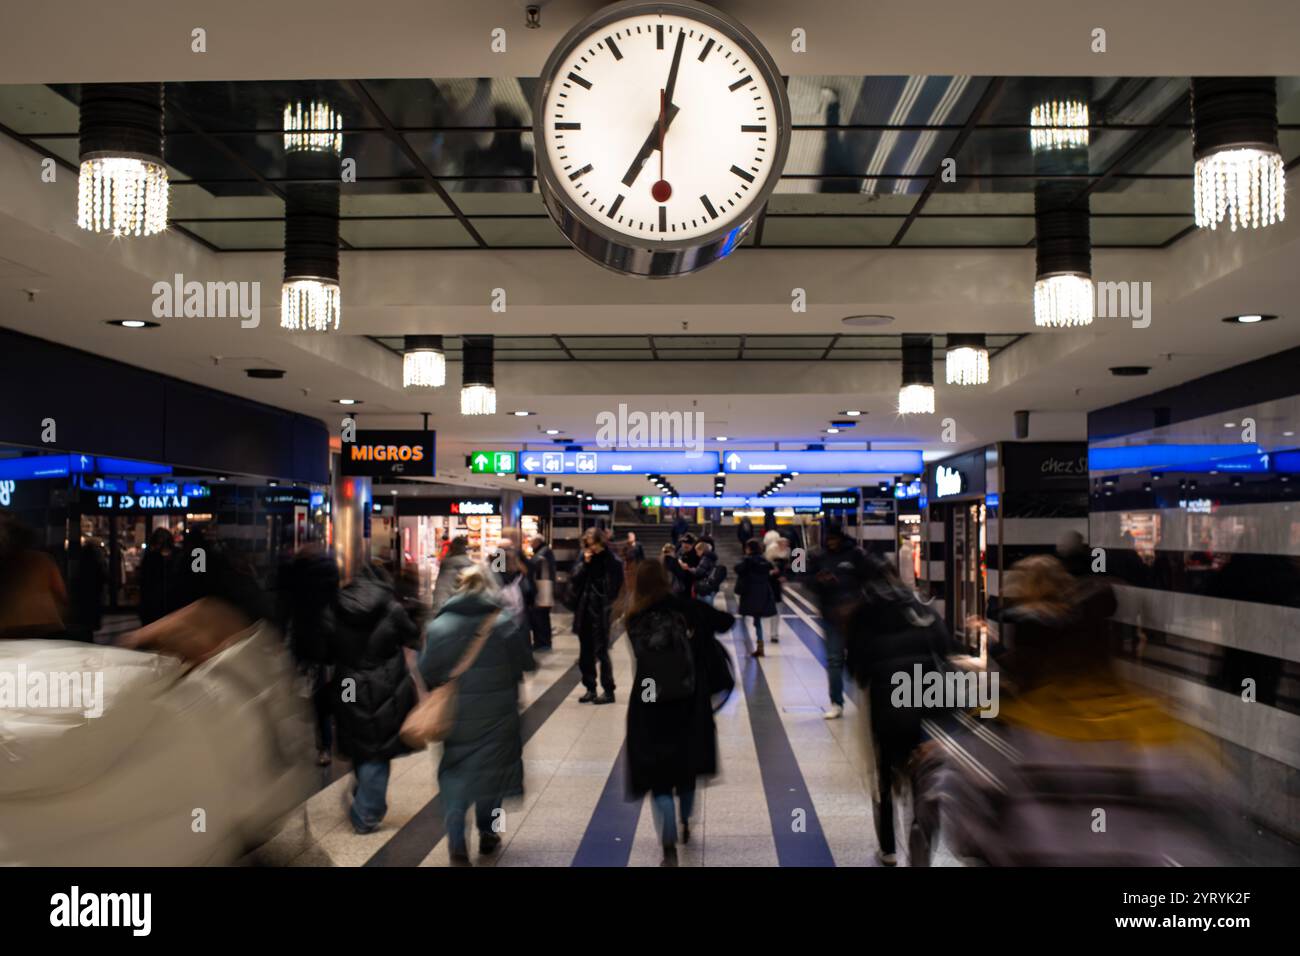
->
[512, 410, 533, 417]
[1222, 313, 1277, 324]
[106, 319, 159, 329]
[1109, 366, 1151, 377]
[715, 436, 728, 442]
[826, 428, 840, 434]
[841, 314, 895, 327]
[1284, 431, 1295, 437]
[841, 410, 863, 417]
[545, 428, 561, 436]
[1224, 422, 1237, 428]
[334, 398, 362, 405]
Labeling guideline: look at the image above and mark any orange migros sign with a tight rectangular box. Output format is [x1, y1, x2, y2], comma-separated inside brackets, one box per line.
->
[340, 430, 435, 477]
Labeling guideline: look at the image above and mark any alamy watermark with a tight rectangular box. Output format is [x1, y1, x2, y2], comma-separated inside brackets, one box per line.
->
[151, 273, 260, 328]
[0, 666, 104, 718]
[890, 664, 999, 719]
[595, 403, 705, 456]
[1094, 280, 1151, 328]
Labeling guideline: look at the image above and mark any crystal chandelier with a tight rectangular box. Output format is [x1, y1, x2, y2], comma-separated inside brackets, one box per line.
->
[283, 101, 343, 154]
[1192, 79, 1285, 231]
[945, 333, 989, 385]
[1033, 184, 1093, 328]
[77, 84, 169, 237]
[898, 335, 935, 415]
[281, 99, 343, 331]
[1030, 100, 1090, 152]
[403, 335, 447, 388]
[461, 336, 497, 416]
[281, 279, 340, 331]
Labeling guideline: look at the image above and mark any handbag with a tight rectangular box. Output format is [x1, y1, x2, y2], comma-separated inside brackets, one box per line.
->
[400, 609, 500, 748]
[536, 578, 554, 609]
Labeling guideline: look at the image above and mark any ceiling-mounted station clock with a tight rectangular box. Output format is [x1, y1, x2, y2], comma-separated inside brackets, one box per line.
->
[533, 0, 791, 277]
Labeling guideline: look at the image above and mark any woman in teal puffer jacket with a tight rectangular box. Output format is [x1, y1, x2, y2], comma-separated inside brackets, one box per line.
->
[418, 564, 535, 865]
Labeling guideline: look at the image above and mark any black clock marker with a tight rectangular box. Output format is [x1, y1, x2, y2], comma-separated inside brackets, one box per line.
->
[556, 122, 581, 130]
[730, 165, 755, 183]
[606, 37, 622, 60]
[699, 38, 714, 61]
[728, 75, 752, 92]
[700, 195, 718, 219]
[741, 124, 766, 132]
[607, 194, 625, 219]
[659, 206, 667, 232]
[656, 24, 664, 49]
[568, 72, 592, 90]
[569, 164, 593, 181]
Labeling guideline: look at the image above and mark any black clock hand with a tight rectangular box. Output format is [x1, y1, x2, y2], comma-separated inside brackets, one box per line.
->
[620, 31, 686, 188]
[620, 102, 679, 187]
[663, 29, 685, 107]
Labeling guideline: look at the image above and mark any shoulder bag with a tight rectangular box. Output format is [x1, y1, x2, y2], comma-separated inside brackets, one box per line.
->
[400, 609, 501, 748]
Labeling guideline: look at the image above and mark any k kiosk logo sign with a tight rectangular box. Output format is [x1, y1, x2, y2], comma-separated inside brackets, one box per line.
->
[341, 430, 435, 478]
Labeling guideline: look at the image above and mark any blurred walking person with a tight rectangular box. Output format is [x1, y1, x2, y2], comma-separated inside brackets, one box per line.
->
[570, 528, 623, 703]
[623, 560, 733, 866]
[138, 527, 173, 626]
[431, 536, 474, 612]
[734, 538, 778, 657]
[418, 566, 535, 864]
[809, 525, 870, 719]
[527, 535, 556, 651]
[327, 563, 419, 833]
[843, 558, 953, 866]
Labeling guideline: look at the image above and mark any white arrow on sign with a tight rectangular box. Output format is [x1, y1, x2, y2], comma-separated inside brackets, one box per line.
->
[726, 452, 742, 469]
[523, 456, 540, 470]
[473, 453, 489, 468]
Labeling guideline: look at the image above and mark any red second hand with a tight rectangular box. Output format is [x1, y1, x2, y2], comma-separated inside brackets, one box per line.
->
[652, 88, 672, 203]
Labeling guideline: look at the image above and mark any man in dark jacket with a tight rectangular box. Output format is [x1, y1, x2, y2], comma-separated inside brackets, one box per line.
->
[570, 528, 623, 703]
[328, 562, 419, 833]
[809, 525, 871, 719]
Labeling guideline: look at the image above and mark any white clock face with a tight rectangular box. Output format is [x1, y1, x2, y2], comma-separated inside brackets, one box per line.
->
[539, 11, 781, 244]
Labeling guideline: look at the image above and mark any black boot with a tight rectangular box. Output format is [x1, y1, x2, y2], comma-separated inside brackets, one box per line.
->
[578, 690, 598, 703]
[595, 690, 616, 705]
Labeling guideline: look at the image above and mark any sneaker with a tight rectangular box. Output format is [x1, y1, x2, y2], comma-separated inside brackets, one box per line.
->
[770, 634, 779, 643]
[578, 690, 598, 703]
[823, 704, 844, 720]
[877, 851, 898, 867]
[479, 833, 502, 855]
[594, 691, 616, 705]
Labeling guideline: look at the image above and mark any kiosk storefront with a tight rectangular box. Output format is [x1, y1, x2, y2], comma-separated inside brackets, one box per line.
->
[923, 448, 994, 654]
[397, 496, 504, 598]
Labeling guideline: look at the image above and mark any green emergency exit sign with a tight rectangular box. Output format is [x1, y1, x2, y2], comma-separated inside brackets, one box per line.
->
[470, 450, 515, 474]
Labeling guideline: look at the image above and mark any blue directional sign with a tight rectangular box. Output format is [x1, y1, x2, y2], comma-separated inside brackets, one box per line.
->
[662, 495, 824, 509]
[0, 454, 172, 481]
[720, 449, 924, 475]
[1088, 443, 1259, 472]
[518, 450, 721, 476]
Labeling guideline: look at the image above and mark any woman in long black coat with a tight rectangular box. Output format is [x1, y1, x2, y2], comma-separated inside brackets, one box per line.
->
[623, 559, 734, 866]
[734, 539, 779, 657]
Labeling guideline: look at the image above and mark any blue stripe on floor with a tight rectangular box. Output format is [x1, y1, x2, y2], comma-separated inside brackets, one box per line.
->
[570, 742, 642, 866]
[726, 596, 836, 867]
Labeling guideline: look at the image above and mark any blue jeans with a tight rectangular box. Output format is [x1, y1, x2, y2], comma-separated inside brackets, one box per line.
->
[824, 618, 846, 706]
[751, 615, 763, 640]
[350, 759, 391, 833]
[445, 797, 504, 856]
[652, 785, 697, 846]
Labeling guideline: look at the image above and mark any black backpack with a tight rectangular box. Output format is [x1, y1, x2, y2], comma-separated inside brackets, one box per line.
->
[631, 606, 696, 702]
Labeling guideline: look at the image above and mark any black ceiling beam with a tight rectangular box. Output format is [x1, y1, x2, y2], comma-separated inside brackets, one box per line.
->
[345, 79, 487, 248]
[889, 77, 1007, 246]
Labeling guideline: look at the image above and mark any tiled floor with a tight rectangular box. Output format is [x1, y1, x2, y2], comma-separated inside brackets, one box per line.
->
[249, 595, 962, 867]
